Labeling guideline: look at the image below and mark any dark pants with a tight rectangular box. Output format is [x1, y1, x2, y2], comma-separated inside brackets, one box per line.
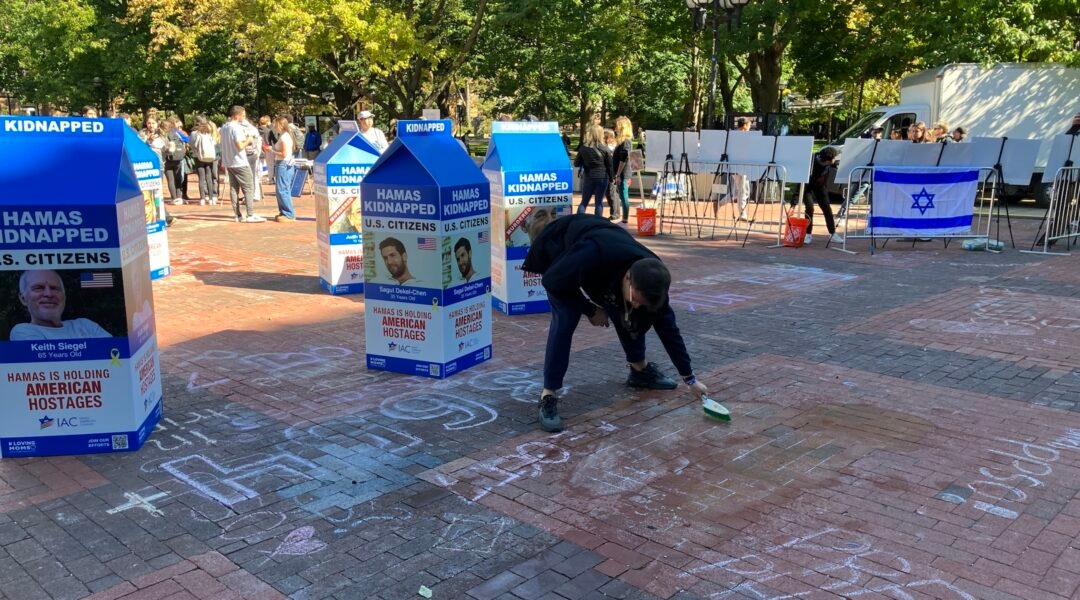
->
[544, 293, 647, 391]
[227, 165, 256, 218]
[163, 159, 184, 200]
[618, 177, 630, 222]
[196, 160, 215, 200]
[577, 177, 609, 216]
[803, 185, 836, 235]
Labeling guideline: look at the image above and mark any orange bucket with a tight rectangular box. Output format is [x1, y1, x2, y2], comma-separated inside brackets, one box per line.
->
[783, 215, 808, 247]
[637, 208, 657, 236]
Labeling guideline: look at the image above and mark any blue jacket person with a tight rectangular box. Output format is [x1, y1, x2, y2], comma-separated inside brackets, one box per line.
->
[522, 214, 709, 432]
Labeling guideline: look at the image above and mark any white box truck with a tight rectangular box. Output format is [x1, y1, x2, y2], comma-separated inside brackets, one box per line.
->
[830, 63, 1080, 206]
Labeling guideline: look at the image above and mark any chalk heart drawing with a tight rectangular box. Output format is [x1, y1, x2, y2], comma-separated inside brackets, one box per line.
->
[259, 526, 327, 566]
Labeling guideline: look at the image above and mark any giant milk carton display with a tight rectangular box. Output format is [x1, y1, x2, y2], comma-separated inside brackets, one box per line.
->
[0, 117, 163, 457]
[482, 122, 572, 314]
[123, 126, 170, 280]
[361, 119, 491, 378]
[313, 121, 382, 294]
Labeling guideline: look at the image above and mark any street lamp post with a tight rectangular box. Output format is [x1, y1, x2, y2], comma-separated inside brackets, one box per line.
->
[685, 0, 751, 129]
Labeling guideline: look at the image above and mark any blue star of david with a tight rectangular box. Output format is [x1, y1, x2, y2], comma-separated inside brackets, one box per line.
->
[911, 187, 936, 215]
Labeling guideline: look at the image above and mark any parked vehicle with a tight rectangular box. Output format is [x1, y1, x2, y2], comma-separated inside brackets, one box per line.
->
[830, 63, 1080, 206]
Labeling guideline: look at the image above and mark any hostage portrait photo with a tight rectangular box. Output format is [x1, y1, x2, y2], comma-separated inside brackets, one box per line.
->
[0, 268, 128, 342]
[328, 194, 362, 235]
[505, 204, 568, 248]
[365, 234, 441, 286]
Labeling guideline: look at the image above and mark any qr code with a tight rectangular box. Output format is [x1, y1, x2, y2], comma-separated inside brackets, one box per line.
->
[111, 434, 129, 450]
[428, 364, 440, 377]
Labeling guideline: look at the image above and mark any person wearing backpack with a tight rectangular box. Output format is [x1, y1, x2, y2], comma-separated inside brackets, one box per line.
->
[288, 122, 304, 158]
[190, 115, 218, 205]
[163, 117, 189, 204]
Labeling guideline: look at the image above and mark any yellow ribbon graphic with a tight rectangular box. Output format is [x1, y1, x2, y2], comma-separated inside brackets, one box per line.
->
[109, 348, 121, 367]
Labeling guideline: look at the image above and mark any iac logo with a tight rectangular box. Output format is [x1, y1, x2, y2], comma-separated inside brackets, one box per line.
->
[389, 341, 420, 354]
[457, 338, 480, 351]
[39, 415, 80, 429]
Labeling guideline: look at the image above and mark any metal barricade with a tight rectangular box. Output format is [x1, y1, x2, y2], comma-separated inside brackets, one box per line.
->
[700, 161, 789, 247]
[652, 157, 705, 237]
[833, 166, 1000, 254]
[654, 161, 789, 242]
[1023, 166, 1080, 255]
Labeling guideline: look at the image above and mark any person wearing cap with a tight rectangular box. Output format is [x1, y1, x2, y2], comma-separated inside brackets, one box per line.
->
[358, 110, 388, 153]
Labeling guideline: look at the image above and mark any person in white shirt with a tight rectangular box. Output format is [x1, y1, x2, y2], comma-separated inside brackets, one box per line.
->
[10, 270, 111, 341]
[358, 110, 388, 153]
[218, 106, 266, 223]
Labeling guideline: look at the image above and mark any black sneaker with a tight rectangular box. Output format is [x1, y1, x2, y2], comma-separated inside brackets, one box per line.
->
[538, 394, 563, 432]
[626, 362, 677, 390]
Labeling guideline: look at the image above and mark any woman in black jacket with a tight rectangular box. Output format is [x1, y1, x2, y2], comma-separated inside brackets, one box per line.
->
[162, 117, 188, 204]
[612, 116, 634, 224]
[574, 124, 614, 217]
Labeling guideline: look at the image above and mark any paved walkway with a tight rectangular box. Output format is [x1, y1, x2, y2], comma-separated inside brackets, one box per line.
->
[4, 189, 1080, 600]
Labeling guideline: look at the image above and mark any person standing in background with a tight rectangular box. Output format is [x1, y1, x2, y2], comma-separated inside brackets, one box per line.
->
[219, 105, 265, 223]
[303, 125, 322, 159]
[272, 115, 298, 222]
[612, 116, 635, 226]
[358, 110, 388, 153]
[602, 128, 620, 221]
[574, 125, 613, 217]
[190, 115, 218, 205]
[162, 117, 188, 205]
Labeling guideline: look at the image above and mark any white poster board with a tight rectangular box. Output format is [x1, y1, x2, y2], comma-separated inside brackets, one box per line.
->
[941, 137, 1002, 170]
[726, 132, 776, 180]
[644, 130, 701, 170]
[698, 130, 729, 164]
[835, 138, 877, 183]
[999, 138, 1042, 185]
[1044, 135, 1080, 178]
[773, 136, 815, 184]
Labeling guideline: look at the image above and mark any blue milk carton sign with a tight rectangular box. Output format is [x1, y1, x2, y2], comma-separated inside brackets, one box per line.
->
[361, 119, 492, 378]
[482, 121, 572, 314]
[123, 126, 170, 280]
[313, 121, 381, 295]
[0, 116, 163, 457]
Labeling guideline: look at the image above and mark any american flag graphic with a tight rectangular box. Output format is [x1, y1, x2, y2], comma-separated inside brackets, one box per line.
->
[80, 272, 114, 288]
[478, 230, 489, 244]
[417, 237, 436, 251]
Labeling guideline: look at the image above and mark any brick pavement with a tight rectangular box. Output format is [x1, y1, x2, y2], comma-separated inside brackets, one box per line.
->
[3, 188, 1080, 599]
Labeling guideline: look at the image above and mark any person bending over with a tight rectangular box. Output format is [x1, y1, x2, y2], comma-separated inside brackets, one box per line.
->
[522, 214, 708, 432]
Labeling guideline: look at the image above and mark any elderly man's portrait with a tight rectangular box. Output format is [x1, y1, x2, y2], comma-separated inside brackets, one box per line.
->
[8, 269, 112, 341]
[507, 205, 562, 248]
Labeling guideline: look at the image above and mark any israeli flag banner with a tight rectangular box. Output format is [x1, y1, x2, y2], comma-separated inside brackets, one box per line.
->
[869, 167, 979, 236]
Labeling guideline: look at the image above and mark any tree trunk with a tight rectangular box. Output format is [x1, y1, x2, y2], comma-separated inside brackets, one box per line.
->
[685, 41, 701, 129]
[745, 41, 784, 113]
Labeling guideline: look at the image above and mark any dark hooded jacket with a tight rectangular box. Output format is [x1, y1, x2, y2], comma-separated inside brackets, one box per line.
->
[522, 214, 693, 376]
